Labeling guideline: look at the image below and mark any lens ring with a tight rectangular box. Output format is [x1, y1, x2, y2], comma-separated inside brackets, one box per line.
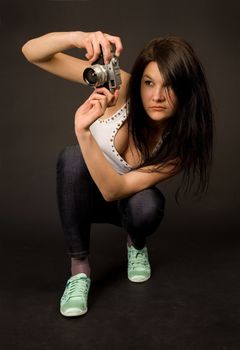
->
[83, 65, 108, 87]
[83, 68, 98, 85]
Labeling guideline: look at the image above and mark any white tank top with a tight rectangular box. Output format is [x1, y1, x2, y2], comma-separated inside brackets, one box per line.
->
[89, 101, 163, 175]
[90, 101, 132, 174]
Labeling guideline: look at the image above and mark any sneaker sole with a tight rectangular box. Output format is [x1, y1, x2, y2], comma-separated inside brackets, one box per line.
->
[60, 307, 88, 317]
[128, 275, 151, 283]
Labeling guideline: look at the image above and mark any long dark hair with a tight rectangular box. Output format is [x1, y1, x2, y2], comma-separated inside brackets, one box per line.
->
[126, 36, 214, 201]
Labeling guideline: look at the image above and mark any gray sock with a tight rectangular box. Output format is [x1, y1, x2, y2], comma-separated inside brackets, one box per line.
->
[71, 257, 91, 277]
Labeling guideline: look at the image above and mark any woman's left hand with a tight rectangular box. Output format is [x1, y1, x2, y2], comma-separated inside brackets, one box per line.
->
[74, 87, 119, 136]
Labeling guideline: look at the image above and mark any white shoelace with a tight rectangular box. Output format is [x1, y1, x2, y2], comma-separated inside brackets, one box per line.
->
[65, 277, 89, 299]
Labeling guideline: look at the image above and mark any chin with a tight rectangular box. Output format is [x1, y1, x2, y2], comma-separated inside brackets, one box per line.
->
[148, 113, 171, 122]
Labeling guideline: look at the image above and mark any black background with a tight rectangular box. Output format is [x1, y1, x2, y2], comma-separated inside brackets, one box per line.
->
[1, 0, 240, 235]
[0, 1, 240, 349]
[1, 0, 240, 236]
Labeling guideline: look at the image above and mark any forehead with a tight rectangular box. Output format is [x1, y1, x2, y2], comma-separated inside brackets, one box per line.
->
[142, 61, 164, 81]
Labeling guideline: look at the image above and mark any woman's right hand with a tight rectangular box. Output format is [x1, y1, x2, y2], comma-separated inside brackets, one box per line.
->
[75, 87, 119, 135]
[69, 30, 123, 64]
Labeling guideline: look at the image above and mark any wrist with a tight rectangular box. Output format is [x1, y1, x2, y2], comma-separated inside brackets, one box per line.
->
[75, 127, 91, 141]
[68, 31, 85, 48]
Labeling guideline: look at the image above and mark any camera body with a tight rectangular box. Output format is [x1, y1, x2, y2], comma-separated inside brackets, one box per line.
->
[83, 45, 122, 92]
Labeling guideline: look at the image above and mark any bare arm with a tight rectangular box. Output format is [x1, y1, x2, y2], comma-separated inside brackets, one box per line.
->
[21, 31, 128, 85]
[21, 31, 76, 62]
[77, 131, 177, 201]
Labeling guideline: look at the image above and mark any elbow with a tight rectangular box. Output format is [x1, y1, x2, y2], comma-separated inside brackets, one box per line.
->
[102, 178, 126, 202]
[21, 42, 33, 62]
[102, 190, 121, 202]
[21, 43, 28, 58]
[21, 40, 44, 63]
[103, 193, 117, 202]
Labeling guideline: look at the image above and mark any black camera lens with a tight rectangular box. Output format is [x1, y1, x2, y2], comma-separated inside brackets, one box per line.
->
[83, 68, 98, 85]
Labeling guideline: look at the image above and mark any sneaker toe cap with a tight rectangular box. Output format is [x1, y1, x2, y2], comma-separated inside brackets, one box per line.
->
[128, 270, 151, 283]
[60, 298, 87, 317]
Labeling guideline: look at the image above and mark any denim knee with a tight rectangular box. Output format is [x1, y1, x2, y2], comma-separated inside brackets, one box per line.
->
[121, 187, 165, 236]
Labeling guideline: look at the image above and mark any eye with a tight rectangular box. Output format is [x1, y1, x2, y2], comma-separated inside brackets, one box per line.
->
[144, 80, 154, 86]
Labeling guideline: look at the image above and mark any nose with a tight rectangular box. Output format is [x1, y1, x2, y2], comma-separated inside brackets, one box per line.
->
[152, 86, 166, 102]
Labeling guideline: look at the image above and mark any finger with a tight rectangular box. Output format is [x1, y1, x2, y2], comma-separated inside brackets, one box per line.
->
[104, 34, 123, 57]
[93, 88, 118, 108]
[88, 95, 108, 108]
[88, 93, 106, 101]
[112, 89, 120, 104]
[107, 89, 119, 107]
[89, 99, 101, 108]
[93, 31, 112, 64]
[76, 99, 92, 114]
[89, 94, 108, 111]
[90, 35, 102, 63]
[93, 88, 115, 105]
[99, 38, 112, 64]
[84, 39, 94, 61]
[94, 86, 113, 99]
[114, 89, 119, 99]
[88, 99, 106, 116]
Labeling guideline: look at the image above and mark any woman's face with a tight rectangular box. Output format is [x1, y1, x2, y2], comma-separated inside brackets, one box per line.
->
[140, 61, 177, 125]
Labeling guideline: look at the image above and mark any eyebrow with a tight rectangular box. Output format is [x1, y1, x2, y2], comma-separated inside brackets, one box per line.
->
[143, 73, 169, 87]
[142, 74, 153, 79]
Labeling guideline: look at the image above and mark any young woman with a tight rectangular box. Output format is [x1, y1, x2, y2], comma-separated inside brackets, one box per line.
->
[22, 30, 213, 317]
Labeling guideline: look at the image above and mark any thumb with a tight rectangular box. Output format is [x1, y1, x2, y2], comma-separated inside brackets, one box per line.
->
[111, 88, 119, 105]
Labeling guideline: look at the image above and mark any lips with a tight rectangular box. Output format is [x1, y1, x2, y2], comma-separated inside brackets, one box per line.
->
[149, 106, 166, 111]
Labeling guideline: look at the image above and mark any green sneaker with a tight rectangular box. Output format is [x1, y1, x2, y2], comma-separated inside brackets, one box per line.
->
[60, 273, 91, 317]
[127, 245, 151, 283]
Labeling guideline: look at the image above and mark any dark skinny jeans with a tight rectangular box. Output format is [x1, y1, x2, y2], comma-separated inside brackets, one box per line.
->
[56, 145, 165, 259]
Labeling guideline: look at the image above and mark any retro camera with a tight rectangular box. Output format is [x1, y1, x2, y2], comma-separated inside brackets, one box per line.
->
[83, 45, 122, 93]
